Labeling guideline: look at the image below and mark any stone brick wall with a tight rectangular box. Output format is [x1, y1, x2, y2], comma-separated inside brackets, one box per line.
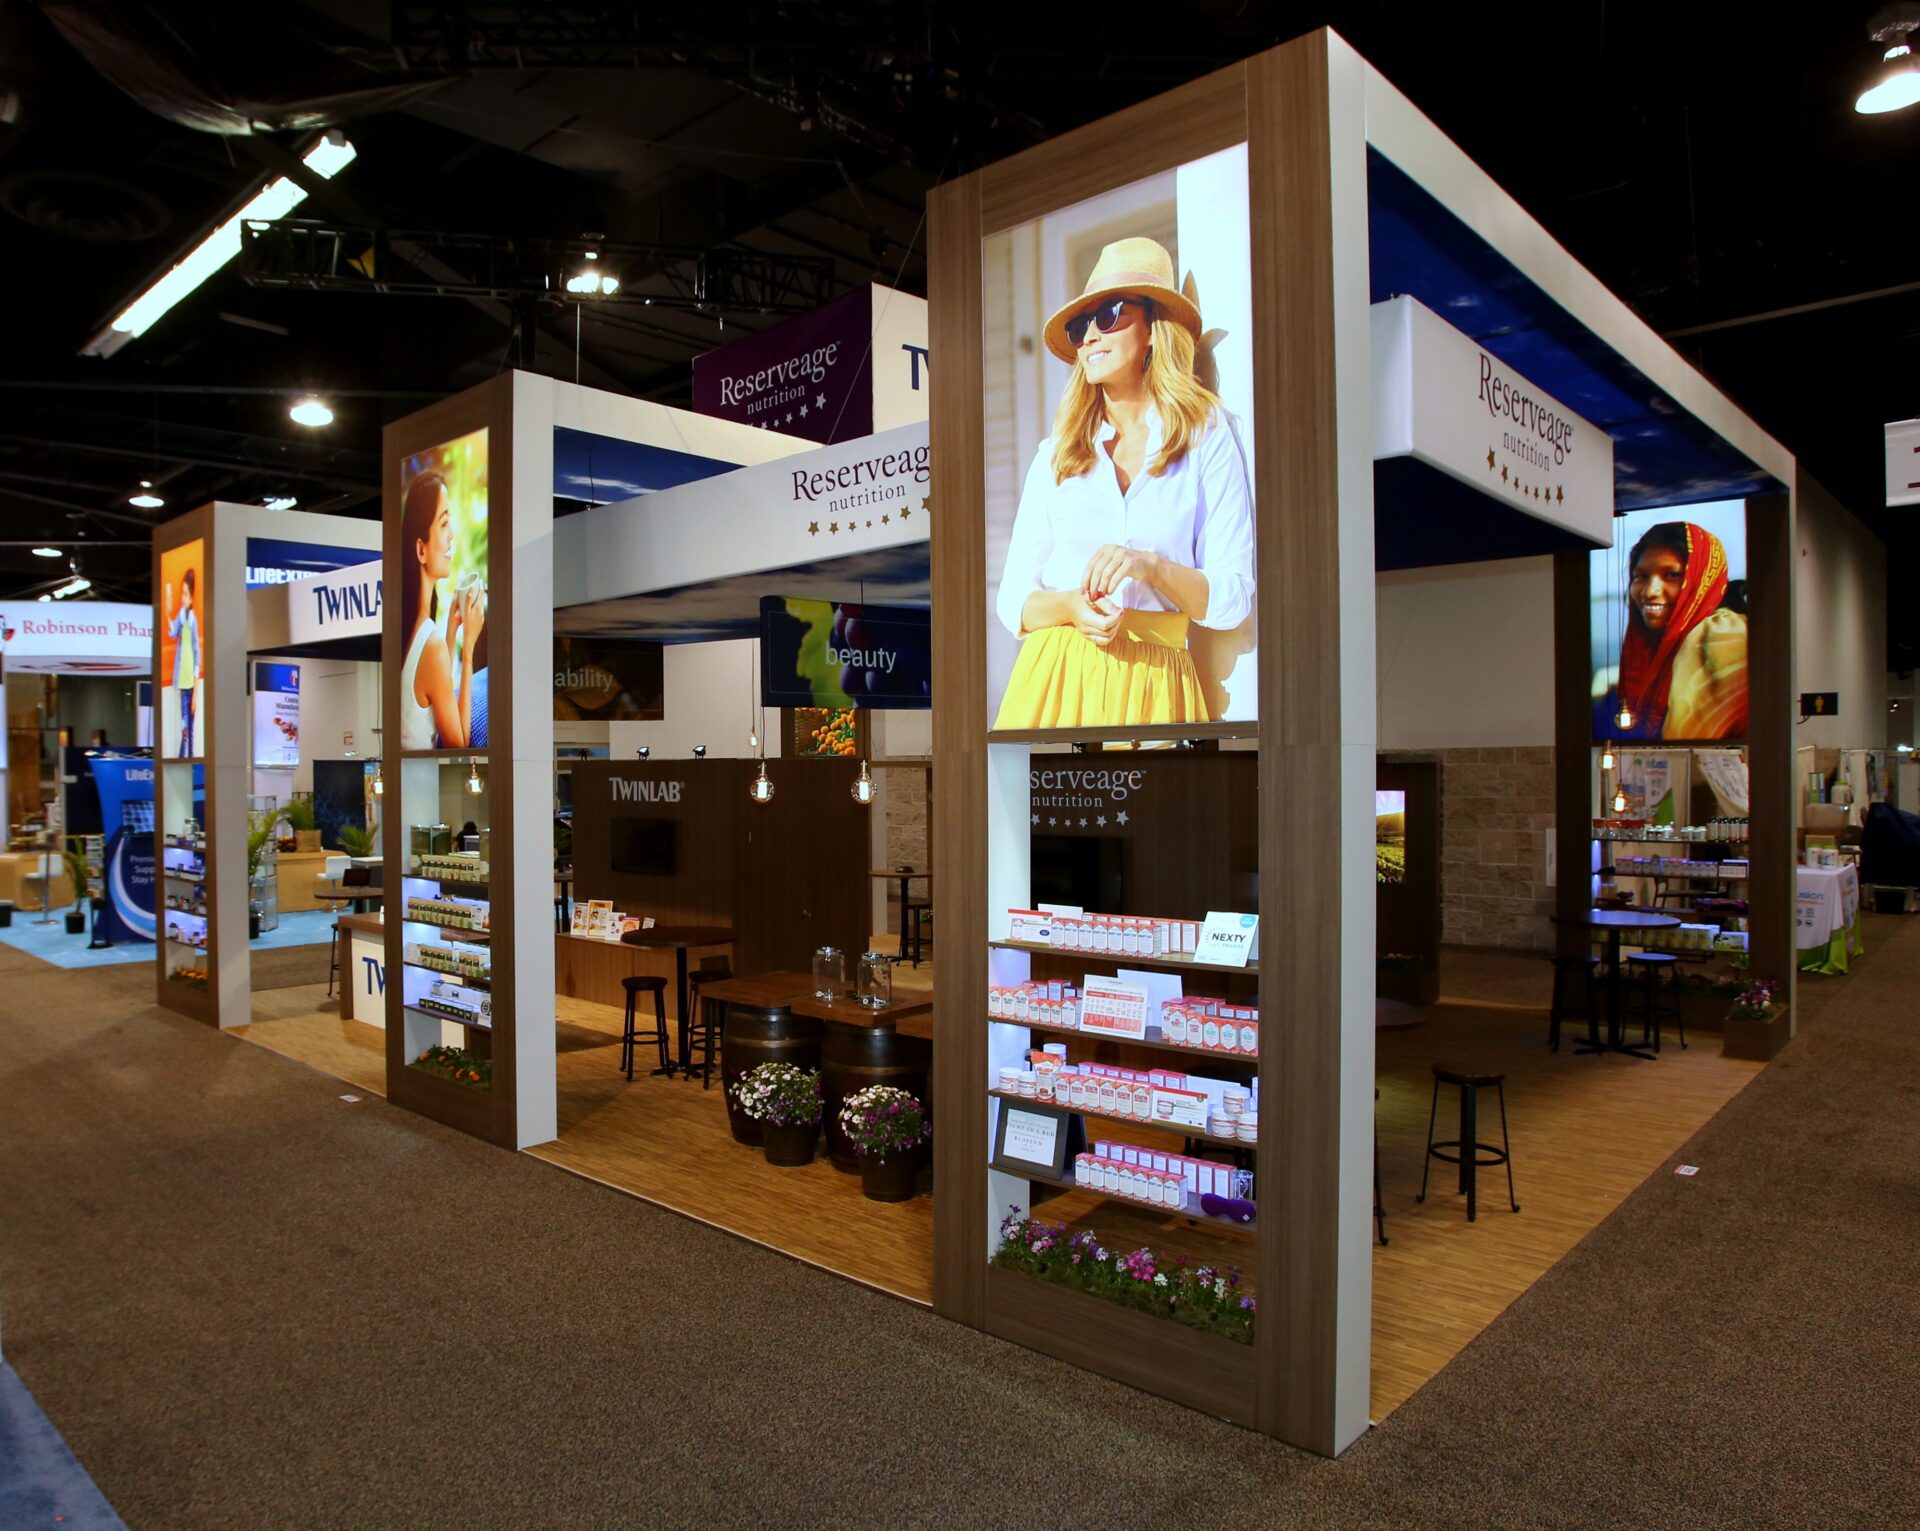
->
[881, 766, 930, 933]
[1434, 746, 1557, 951]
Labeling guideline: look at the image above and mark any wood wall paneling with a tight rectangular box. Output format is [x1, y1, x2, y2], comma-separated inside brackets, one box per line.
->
[1553, 550, 1596, 954]
[1746, 491, 1796, 1008]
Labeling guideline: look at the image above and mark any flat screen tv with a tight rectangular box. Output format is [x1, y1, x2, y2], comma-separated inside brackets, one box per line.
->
[611, 817, 678, 877]
[1030, 833, 1126, 914]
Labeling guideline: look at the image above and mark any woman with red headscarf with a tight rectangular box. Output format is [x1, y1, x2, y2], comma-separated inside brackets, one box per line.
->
[1617, 521, 1748, 740]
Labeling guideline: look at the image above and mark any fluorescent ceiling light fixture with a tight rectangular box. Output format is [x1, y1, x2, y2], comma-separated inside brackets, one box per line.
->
[288, 397, 334, 427]
[82, 134, 357, 358]
[31, 545, 62, 558]
[51, 575, 92, 599]
[262, 495, 299, 511]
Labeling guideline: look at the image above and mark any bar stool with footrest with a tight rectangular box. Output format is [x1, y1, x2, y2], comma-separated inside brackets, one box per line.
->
[1419, 1064, 1519, 1223]
[619, 975, 672, 1082]
[903, 898, 933, 967]
[1624, 950, 1684, 1051]
[1545, 953, 1602, 1053]
[679, 957, 734, 1088]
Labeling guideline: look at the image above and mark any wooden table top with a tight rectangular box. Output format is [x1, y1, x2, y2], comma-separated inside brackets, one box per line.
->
[789, 989, 933, 1028]
[696, 969, 814, 1009]
[618, 925, 737, 949]
[1552, 908, 1684, 931]
[869, 867, 930, 879]
[337, 912, 385, 937]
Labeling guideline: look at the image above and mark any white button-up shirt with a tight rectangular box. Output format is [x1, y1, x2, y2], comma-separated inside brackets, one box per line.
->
[994, 407, 1255, 638]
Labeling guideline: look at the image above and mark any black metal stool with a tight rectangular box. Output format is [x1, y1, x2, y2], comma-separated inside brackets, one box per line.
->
[681, 959, 733, 1088]
[1419, 1064, 1519, 1223]
[620, 975, 672, 1081]
[326, 918, 342, 999]
[1625, 951, 1684, 1051]
[903, 899, 933, 966]
[1545, 953, 1602, 1053]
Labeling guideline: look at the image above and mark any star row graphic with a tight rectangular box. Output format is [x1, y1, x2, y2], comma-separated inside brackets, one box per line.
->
[1488, 445, 1564, 503]
[1031, 811, 1129, 827]
[759, 391, 832, 429]
[808, 494, 931, 536]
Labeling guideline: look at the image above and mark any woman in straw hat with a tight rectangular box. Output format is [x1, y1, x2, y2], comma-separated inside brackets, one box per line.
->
[993, 236, 1254, 729]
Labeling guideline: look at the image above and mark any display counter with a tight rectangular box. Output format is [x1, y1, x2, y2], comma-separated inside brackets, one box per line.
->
[276, 850, 338, 914]
[0, 851, 74, 912]
[338, 911, 385, 1023]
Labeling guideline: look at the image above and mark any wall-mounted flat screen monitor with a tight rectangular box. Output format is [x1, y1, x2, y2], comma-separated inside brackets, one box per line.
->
[611, 817, 678, 877]
[1376, 789, 1407, 885]
[1030, 832, 1126, 914]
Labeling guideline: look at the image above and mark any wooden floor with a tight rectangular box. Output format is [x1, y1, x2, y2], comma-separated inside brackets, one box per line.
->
[226, 943, 1764, 1422]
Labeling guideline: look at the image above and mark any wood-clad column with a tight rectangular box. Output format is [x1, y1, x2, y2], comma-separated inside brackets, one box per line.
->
[1553, 550, 1595, 950]
[1746, 490, 1796, 1018]
[928, 172, 988, 1328]
[1250, 30, 1375, 1455]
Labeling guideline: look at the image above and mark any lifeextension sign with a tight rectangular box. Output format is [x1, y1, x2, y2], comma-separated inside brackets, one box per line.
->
[0, 602, 152, 675]
[1371, 295, 1612, 547]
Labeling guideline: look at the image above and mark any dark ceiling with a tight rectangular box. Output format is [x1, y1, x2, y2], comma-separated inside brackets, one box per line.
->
[1, 2, 1913, 664]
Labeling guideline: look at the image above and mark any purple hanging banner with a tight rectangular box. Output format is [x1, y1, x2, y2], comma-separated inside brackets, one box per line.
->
[692, 286, 874, 443]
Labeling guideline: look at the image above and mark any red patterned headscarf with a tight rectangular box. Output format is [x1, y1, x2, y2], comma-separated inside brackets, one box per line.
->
[1618, 522, 1730, 737]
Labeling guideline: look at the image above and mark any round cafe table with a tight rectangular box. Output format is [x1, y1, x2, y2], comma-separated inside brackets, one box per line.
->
[1550, 908, 1683, 1059]
[619, 925, 738, 1069]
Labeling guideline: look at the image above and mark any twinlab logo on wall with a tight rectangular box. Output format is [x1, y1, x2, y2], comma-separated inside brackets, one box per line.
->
[612, 778, 684, 803]
[1030, 765, 1148, 830]
[1371, 295, 1612, 546]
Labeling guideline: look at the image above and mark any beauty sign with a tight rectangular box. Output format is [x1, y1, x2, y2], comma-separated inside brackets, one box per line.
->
[1194, 911, 1259, 968]
[1079, 976, 1150, 1041]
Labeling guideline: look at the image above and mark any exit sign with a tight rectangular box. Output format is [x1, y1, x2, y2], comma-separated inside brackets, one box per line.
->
[1886, 419, 1920, 507]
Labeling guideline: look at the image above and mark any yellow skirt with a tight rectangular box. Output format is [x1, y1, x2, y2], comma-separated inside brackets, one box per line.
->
[994, 610, 1210, 730]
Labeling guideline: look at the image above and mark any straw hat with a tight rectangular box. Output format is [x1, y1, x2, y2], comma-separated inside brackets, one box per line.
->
[1042, 236, 1203, 364]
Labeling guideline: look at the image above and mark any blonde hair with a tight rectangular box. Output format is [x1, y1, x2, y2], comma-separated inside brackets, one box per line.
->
[1051, 313, 1219, 484]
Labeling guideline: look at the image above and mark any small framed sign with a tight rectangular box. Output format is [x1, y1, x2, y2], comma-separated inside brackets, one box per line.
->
[1080, 975, 1150, 1040]
[1194, 910, 1259, 967]
[991, 1098, 1072, 1180]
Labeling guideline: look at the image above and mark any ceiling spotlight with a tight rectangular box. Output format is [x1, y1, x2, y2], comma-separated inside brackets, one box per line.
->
[31, 546, 61, 558]
[263, 495, 299, 511]
[289, 397, 334, 428]
[565, 266, 620, 296]
[51, 575, 92, 599]
[692, 744, 707, 759]
[635, 745, 650, 759]
[1857, 4, 1920, 113]
[129, 479, 165, 509]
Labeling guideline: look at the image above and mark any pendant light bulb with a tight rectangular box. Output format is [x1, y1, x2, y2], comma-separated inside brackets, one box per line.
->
[749, 728, 760, 750]
[1600, 744, 1616, 772]
[1611, 788, 1628, 815]
[1615, 704, 1635, 731]
[851, 758, 875, 806]
[372, 761, 384, 796]
[749, 759, 775, 806]
[466, 760, 483, 795]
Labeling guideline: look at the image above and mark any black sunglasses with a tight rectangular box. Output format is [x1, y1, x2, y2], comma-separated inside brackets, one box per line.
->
[1065, 296, 1152, 349]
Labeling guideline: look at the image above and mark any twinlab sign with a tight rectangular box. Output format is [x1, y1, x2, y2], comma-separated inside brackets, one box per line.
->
[0, 602, 152, 675]
[285, 561, 382, 647]
[1372, 295, 1612, 546]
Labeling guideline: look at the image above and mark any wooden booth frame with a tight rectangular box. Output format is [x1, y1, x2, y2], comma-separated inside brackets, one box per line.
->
[931, 30, 1380, 1455]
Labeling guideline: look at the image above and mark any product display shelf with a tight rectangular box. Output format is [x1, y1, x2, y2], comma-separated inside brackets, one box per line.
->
[986, 1087, 1249, 1148]
[404, 1003, 492, 1031]
[1013, 1162, 1256, 1238]
[993, 1016, 1260, 1071]
[400, 915, 492, 940]
[403, 961, 492, 991]
[989, 938, 1261, 977]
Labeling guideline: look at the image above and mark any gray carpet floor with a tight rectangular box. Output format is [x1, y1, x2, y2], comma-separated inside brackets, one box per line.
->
[1, 920, 1915, 1528]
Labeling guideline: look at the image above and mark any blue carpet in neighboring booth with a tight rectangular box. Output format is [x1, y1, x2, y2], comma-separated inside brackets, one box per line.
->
[0, 1361, 126, 1530]
[0, 908, 337, 969]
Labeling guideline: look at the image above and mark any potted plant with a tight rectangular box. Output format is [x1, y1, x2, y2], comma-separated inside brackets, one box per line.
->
[336, 823, 377, 859]
[730, 1061, 823, 1165]
[245, 808, 277, 939]
[1722, 977, 1790, 1061]
[60, 843, 90, 935]
[284, 796, 322, 852]
[838, 1085, 931, 1201]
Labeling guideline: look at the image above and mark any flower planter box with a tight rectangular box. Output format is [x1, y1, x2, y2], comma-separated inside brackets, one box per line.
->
[1722, 1007, 1790, 1061]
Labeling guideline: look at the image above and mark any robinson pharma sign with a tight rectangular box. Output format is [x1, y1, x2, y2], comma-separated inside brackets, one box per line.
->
[0, 603, 152, 674]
